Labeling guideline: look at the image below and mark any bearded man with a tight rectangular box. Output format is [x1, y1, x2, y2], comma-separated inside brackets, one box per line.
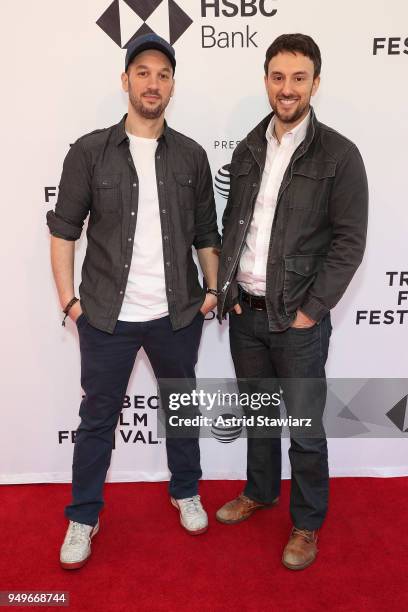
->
[47, 34, 220, 569]
[217, 34, 368, 570]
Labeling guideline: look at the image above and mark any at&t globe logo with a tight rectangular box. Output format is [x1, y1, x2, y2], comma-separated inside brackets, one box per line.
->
[214, 165, 231, 199]
[211, 413, 243, 443]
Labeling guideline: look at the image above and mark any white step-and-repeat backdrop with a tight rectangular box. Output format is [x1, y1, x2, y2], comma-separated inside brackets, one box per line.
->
[1, 0, 407, 483]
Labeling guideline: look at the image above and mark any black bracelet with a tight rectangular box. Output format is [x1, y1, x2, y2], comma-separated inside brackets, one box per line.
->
[206, 288, 219, 297]
[62, 297, 79, 327]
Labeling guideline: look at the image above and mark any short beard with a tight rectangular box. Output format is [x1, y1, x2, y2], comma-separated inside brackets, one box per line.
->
[128, 85, 169, 120]
[130, 97, 166, 119]
[273, 99, 309, 124]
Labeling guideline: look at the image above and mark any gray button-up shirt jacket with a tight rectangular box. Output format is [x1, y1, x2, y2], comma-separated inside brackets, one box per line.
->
[47, 116, 221, 333]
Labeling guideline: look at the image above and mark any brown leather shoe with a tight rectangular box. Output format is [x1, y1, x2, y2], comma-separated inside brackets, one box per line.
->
[282, 527, 318, 570]
[216, 493, 278, 524]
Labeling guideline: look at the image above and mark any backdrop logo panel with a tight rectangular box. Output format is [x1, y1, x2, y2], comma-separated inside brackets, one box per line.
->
[96, 0, 193, 47]
[10, 0, 406, 486]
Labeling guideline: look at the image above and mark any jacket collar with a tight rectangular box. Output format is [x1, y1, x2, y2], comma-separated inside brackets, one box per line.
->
[247, 106, 317, 154]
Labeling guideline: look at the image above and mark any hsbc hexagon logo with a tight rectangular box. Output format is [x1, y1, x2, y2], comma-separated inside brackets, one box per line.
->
[97, 0, 193, 48]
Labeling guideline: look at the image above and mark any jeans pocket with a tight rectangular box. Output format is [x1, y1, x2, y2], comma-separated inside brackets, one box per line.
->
[290, 323, 317, 333]
[76, 313, 86, 329]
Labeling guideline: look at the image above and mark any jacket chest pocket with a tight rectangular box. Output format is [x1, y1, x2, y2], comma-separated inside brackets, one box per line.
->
[174, 173, 195, 210]
[228, 161, 252, 207]
[95, 174, 121, 212]
[289, 161, 336, 211]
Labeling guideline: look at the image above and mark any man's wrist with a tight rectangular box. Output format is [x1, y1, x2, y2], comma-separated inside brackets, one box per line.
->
[206, 288, 219, 297]
[62, 297, 79, 326]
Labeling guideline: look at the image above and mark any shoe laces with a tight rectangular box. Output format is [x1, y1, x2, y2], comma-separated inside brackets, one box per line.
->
[180, 495, 203, 517]
[67, 522, 91, 547]
[238, 494, 255, 506]
[292, 527, 316, 543]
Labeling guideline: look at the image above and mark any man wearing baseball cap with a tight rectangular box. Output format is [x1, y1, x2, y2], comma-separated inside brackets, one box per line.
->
[47, 33, 220, 569]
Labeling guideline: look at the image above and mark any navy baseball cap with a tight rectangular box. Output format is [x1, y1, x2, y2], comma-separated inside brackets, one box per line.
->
[125, 33, 176, 73]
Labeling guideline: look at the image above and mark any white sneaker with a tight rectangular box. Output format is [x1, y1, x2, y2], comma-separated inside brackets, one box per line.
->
[60, 520, 99, 569]
[171, 495, 208, 535]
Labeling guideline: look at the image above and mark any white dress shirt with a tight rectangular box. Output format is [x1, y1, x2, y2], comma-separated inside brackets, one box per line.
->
[237, 112, 310, 295]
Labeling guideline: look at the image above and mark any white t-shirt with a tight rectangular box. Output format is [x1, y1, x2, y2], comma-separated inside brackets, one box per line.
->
[118, 134, 168, 322]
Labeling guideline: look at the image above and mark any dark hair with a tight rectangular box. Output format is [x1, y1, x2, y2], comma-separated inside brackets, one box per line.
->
[264, 34, 322, 78]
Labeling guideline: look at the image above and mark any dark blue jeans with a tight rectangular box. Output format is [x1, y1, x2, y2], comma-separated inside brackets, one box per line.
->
[229, 300, 332, 531]
[65, 312, 204, 527]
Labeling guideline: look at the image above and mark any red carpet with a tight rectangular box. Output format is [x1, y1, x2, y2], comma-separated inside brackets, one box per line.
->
[1, 478, 407, 612]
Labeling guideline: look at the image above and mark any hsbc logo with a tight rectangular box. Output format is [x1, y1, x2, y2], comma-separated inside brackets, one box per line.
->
[97, 0, 279, 51]
[201, 0, 277, 17]
[201, 0, 278, 47]
[96, 0, 193, 48]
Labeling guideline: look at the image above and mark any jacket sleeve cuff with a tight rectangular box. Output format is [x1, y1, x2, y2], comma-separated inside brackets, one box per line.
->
[46, 210, 82, 241]
[300, 294, 330, 323]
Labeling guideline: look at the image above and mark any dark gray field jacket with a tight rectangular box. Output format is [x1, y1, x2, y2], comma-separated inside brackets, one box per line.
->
[218, 107, 368, 331]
